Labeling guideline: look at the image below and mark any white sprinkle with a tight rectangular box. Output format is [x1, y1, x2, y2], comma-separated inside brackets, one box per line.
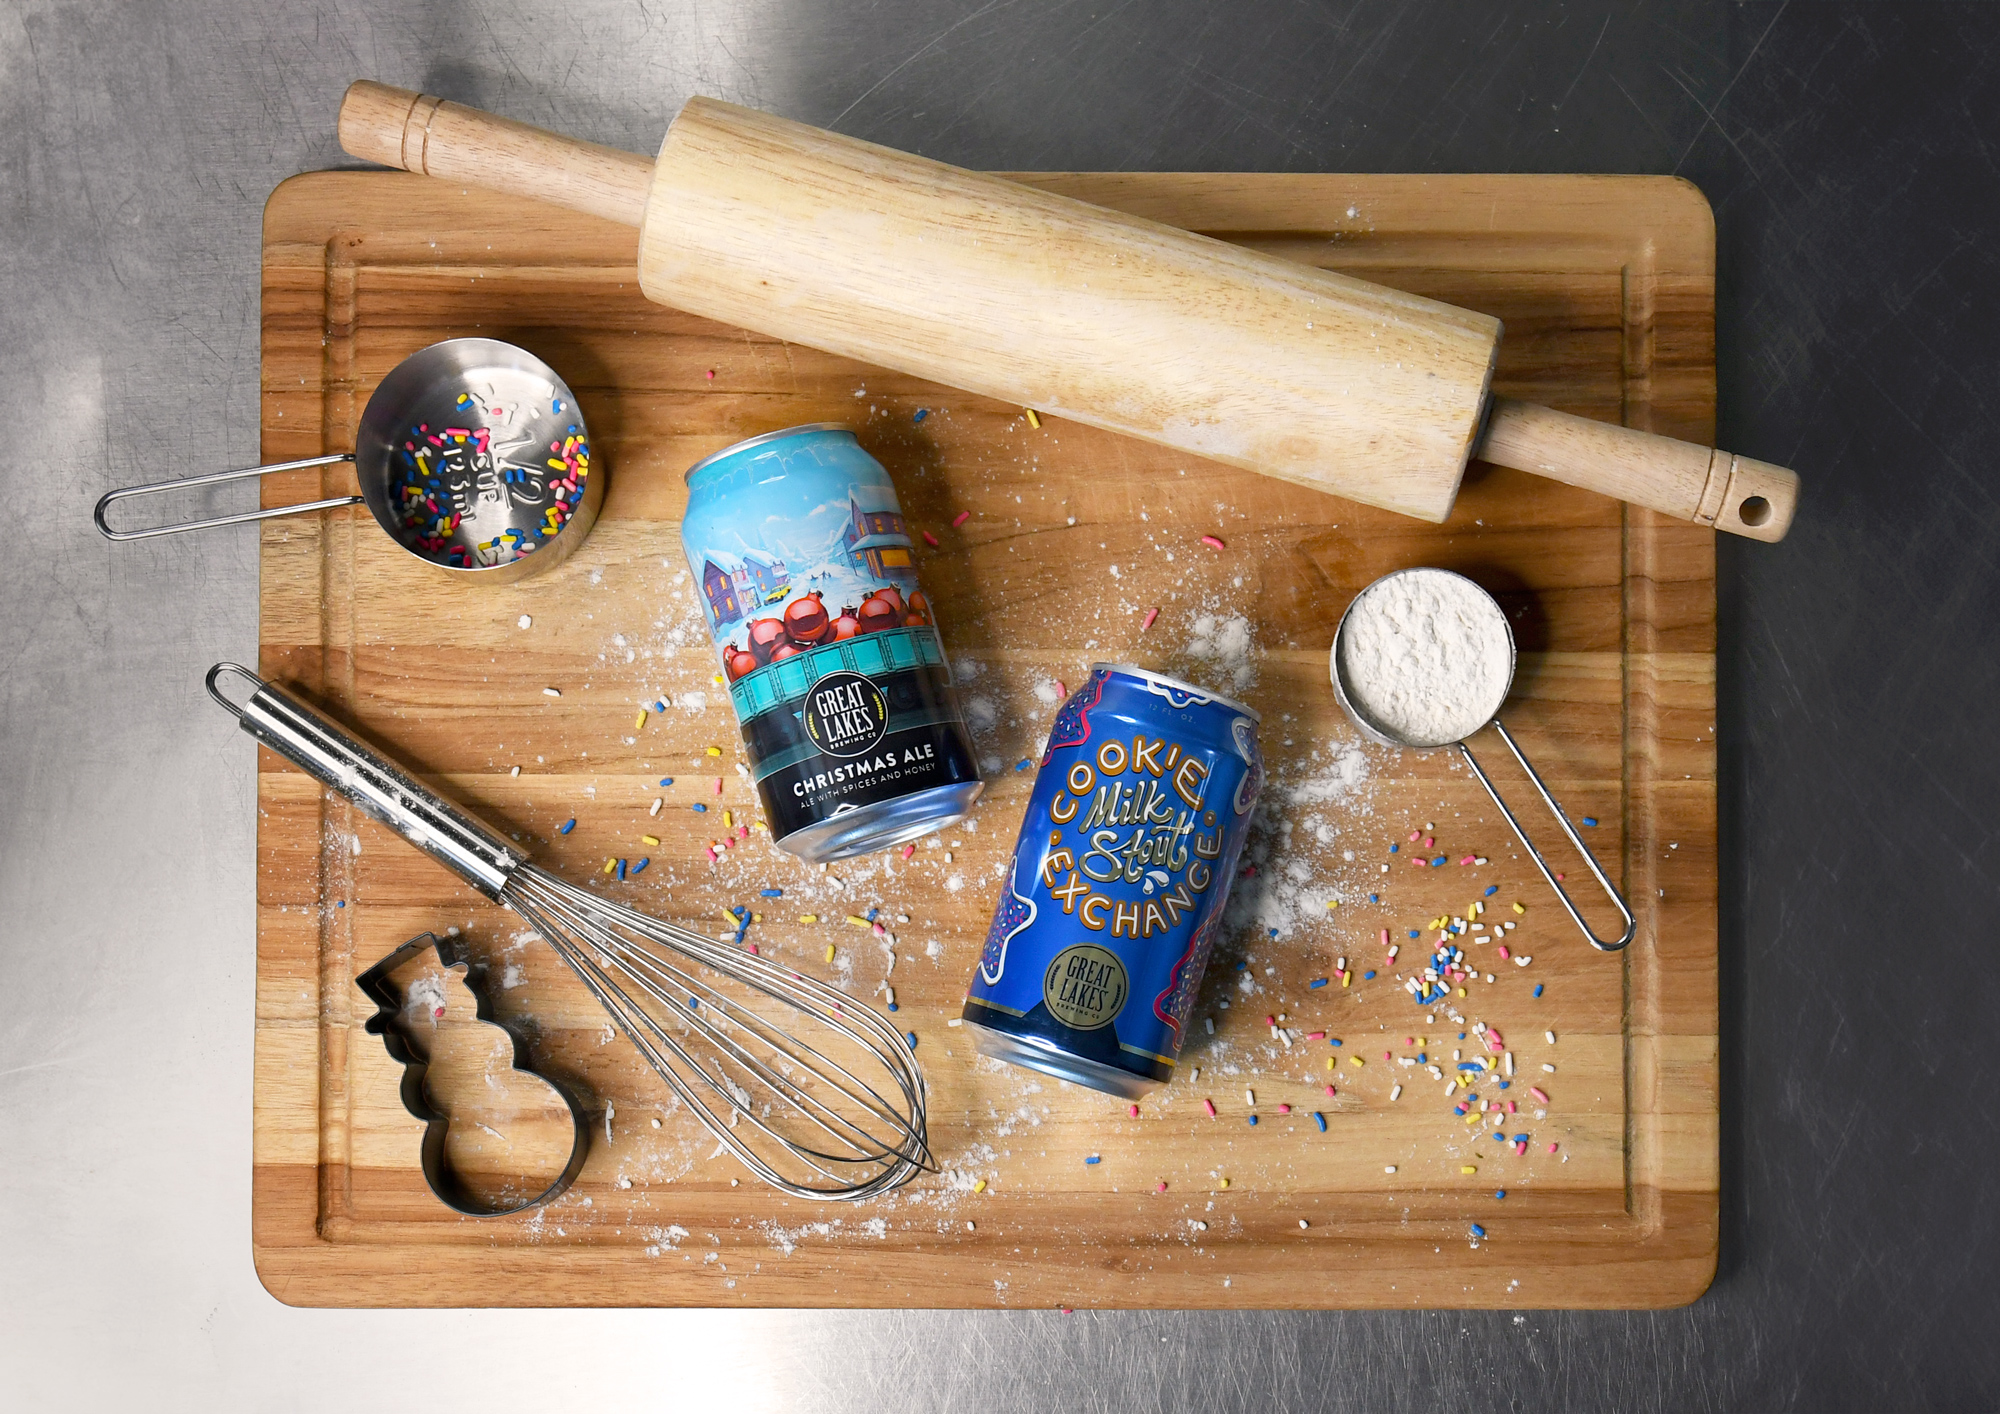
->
[543, 687, 561, 697]
[946, 1018, 962, 1027]
[650, 797, 663, 816]
[885, 986, 895, 1007]
[1204, 1017, 1215, 1035]
[1298, 1220, 1309, 1229]
[1546, 1031, 1557, 1044]
[1503, 1051, 1514, 1076]
[1384, 1165, 1397, 1174]
[1542, 1063, 1556, 1073]
[517, 614, 532, 629]
[1514, 955, 1533, 967]
[1390, 1084, 1403, 1102]
[510, 765, 520, 777]
[1244, 1088, 1255, 1107]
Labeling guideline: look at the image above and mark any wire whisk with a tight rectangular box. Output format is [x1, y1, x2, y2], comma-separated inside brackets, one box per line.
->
[208, 663, 932, 1201]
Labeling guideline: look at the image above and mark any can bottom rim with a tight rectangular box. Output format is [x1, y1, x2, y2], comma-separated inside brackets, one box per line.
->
[774, 778, 984, 863]
[963, 1018, 1165, 1100]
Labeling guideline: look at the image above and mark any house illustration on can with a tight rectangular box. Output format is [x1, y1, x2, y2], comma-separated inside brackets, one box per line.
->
[843, 484, 916, 580]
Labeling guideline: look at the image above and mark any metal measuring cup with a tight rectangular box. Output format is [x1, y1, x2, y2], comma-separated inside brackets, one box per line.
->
[94, 338, 602, 584]
[1329, 567, 1636, 952]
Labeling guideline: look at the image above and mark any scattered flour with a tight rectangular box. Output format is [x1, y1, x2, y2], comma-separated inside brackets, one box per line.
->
[1335, 569, 1510, 746]
[1182, 613, 1256, 692]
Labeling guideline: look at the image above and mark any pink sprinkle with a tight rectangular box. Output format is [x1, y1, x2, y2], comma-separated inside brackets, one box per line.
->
[1379, 929, 1390, 945]
[1156, 1181, 1168, 1192]
[1129, 1103, 1140, 1118]
[1199, 534, 1226, 550]
[1405, 1037, 1415, 1046]
[1531, 1086, 1551, 1104]
[1486, 1028, 1503, 1045]
[1506, 1100, 1517, 1114]
[1305, 1031, 1326, 1040]
[1408, 831, 1420, 842]
[1054, 680, 1066, 697]
[1202, 1099, 1217, 1117]
[1277, 1103, 1291, 1114]
[1325, 1084, 1336, 1097]
[1459, 855, 1476, 866]
[433, 1005, 445, 1019]
[1548, 1142, 1559, 1154]
[714, 778, 723, 794]
[706, 846, 719, 861]
[1265, 1014, 1277, 1026]
[705, 369, 715, 380]
[720, 835, 735, 850]
[952, 510, 971, 528]
[872, 923, 886, 936]
[746, 943, 759, 955]
[738, 825, 749, 839]
[1497, 945, 1511, 960]
[1140, 607, 1159, 632]
[922, 529, 940, 547]
[1514, 1140, 1528, 1156]
[900, 844, 916, 860]
[1423, 836, 1434, 849]
[1383, 1050, 1391, 1061]
[1555, 872, 1565, 881]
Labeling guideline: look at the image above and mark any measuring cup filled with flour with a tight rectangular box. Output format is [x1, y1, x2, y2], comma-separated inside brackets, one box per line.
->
[1330, 567, 1635, 951]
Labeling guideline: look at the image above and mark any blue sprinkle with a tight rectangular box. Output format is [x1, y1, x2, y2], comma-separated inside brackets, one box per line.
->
[761, 888, 783, 897]
[616, 858, 627, 880]
[1458, 1032, 1467, 1039]
[1235, 961, 1249, 971]
[913, 408, 929, 423]
[887, 1002, 898, 1012]
[1268, 928, 1278, 938]
[334, 900, 345, 908]
[1457, 1063, 1481, 1072]
[1497, 1080, 1510, 1089]
[687, 996, 699, 1010]
[1313, 1112, 1327, 1132]
[1533, 983, 1544, 997]
[1495, 1189, 1507, 1199]
[1015, 758, 1031, 771]
[1408, 929, 1420, 938]
[1309, 978, 1329, 989]
[692, 803, 707, 813]
[653, 700, 668, 713]
[1084, 1155, 1100, 1165]
[1247, 1115, 1258, 1126]
[1390, 844, 1399, 853]
[559, 818, 576, 834]
[1328, 1037, 1343, 1047]
[659, 777, 674, 787]
[1484, 885, 1499, 896]
[1581, 816, 1598, 827]
[1369, 893, 1379, 903]
[1417, 1053, 1427, 1063]
[1470, 1224, 1486, 1239]
[1432, 855, 1447, 867]
[905, 1032, 918, 1050]
[867, 908, 878, 921]
[1363, 970, 1376, 980]
[631, 857, 649, 875]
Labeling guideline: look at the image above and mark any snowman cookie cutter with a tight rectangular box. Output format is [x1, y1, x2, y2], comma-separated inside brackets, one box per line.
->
[356, 930, 592, 1216]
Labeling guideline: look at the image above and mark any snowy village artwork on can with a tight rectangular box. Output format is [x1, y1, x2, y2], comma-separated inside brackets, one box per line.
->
[680, 425, 982, 860]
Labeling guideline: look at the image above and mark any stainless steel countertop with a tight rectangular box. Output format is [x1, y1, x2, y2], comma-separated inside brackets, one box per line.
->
[5, 2, 1995, 1408]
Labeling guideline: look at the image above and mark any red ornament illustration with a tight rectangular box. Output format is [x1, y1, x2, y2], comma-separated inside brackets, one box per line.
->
[723, 644, 758, 681]
[747, 617, 788, 664]
[784, 591, 832, 646]
[856, 593, 901, 634]
[768, 642, 800, 663]
[832, 605, 862, 640]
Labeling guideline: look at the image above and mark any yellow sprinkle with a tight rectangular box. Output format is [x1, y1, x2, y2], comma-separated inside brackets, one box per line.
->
[602, 857, 617, 875]
[1457, 987, 1467, 997]
[1326, 1057, 1335, 1070]
[1348, 1056, 1364, 1068]
[1461, 1165, 1478, 1174]
[642, 835, 661, 846]
[706, 746, 722, 757]
[752, 913, 762, 923]
[711, 675, 724, 685]
[1025, 408, 1041, 428]
[845, 914, 870, 928]
[1324, 899, 1339, 910]
[720, 908, 738, 923]
[722, 810, 733, 828]
[1340, 970, 1351, 988]
[1471, 901, 1483, 916]
[799, 914, 819, 923]
[825, 944, 836, 963]
[973, 1179, 988, 1193]
[634, 710, 647, 730]
[1219, 1177, 1230, 1189]
[1513, 902, 1526, 914]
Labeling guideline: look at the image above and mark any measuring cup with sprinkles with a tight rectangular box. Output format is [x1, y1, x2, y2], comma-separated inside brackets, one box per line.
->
[96, 339, 603, 584]
[1330, 567, 1635, 951]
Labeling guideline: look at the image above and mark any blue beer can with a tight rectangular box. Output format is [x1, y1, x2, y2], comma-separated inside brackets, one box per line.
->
[681, 425, 982, 860]
[962, 665, 1262, 1097]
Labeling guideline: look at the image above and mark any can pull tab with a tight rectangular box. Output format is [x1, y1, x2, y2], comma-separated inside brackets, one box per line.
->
[1459, 721, 1637, 952]
[94, 454, 359, 541]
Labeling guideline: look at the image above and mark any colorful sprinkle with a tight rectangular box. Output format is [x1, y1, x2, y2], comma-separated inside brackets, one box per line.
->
[1024, 409, 1041, 428]
[1140, 607, 1159, 633]
[1313, 1112, 1327, 1132]
[1581, 817, 1598, 827]
[559, 818, 576, 834]
[952, 510, 971, 528]
[1200, 534, 1226, 550]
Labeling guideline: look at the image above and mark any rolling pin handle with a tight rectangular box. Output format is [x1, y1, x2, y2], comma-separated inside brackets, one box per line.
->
[337, 80, 654, 228]
[1474, 397, 1800, 542]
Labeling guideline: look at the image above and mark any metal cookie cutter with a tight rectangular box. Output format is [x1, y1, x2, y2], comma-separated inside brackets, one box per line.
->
[356, 931, 592, 1216]
[1330, 567, 1637, 952]
[94, 338, 602, 582]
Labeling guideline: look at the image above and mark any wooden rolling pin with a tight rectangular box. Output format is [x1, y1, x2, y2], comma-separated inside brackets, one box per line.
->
[338, 80, 1799, 541]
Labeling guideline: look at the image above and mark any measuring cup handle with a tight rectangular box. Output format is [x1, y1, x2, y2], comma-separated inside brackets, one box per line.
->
[94, 454, 361, 541]
[1459, 722, 1638, 952]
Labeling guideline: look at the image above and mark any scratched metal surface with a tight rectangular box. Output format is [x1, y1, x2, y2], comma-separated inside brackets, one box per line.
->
[2, 1, 1995, 1408]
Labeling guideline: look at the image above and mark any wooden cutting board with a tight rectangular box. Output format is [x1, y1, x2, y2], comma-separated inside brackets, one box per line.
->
[253, 169, 1717, 1308]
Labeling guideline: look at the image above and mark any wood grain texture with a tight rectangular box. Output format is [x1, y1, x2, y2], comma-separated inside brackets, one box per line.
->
[254, 169, 1717, 1309]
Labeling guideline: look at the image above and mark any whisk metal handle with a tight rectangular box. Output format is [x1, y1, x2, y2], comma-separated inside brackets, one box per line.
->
[207, 663, 524, 900]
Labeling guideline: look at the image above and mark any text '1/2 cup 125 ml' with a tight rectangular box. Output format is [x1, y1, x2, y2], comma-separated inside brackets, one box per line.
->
[680, 425, 983, 862]
[961, 665, 1263, 1099]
